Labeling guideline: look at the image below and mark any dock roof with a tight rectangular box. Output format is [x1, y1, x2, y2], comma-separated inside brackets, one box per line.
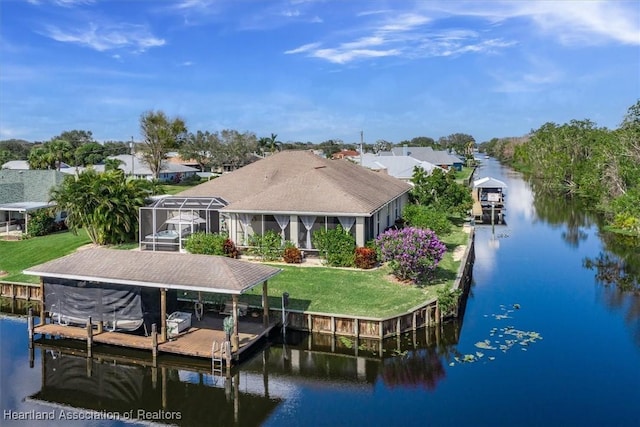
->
[23, 248, 282, 295]
[473, 177, 508, 189]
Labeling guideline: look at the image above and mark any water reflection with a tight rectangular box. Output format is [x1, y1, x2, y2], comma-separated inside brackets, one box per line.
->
[3, 309, 461, 427]
[530, 185, 593, 248]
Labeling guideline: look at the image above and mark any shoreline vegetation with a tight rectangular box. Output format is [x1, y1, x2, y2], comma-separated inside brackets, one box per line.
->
[480, 100, 640, 237]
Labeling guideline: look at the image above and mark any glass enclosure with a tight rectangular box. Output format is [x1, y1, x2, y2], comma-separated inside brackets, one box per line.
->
[139, 196, 227, 252]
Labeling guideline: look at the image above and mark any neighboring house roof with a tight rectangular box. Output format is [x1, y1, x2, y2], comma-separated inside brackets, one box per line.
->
[0, 169, 66, 204]
[390, 147, 463, 166]
[24, 248, 282, 295]
[331, 149, 359, 159]
[473, 177, 508, 189]
[102, 155, 199, 176]
[358, 153, 442, 180]
[2, 160, 86, 175]
[1, 160, 30, 170]
[178, 150, 411, 216]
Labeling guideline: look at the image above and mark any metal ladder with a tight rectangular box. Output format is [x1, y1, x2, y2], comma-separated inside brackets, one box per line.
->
[212, 341, 224, 377]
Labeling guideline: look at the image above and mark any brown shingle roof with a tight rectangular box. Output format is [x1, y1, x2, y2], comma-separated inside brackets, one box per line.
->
[24, 248, 281, 294]
[178, 150, 411, 215]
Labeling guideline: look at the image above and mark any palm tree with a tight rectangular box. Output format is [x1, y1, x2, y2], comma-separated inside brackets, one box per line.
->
[104, 158, 123, 172]
[267, 133, 281, 153]
[50, 169, 156, 245]
[48, 139, 73, 170]
[28, 146, 55, 169]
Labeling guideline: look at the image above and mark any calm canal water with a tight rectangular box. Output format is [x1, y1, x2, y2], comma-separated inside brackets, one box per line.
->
[1, 159, 639, 427]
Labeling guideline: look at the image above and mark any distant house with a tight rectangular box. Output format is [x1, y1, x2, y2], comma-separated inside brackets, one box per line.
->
[385, 146, 464, 171]
[2, 160, 77, 175]
[141, 150, 411, 251]
[95, 155, 199, 182]
[0, 169, 65, 234]
[331, 149, 359, 160]
[353, 153, 443, 182]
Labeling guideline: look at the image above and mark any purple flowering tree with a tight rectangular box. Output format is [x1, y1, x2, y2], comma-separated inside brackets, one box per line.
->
[376, 227, 447, 284]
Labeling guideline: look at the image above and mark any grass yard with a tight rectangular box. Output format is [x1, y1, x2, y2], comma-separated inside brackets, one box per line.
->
[2, 224, 472, 318]
[193, 227, 471, 318]
[0, 230, 91, 283]
[239, 264, 443, 318]
[161, 182, 201, 195]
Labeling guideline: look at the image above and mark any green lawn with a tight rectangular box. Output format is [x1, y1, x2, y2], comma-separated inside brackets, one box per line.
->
[196, 228, 470, 318]
[1, 225, 472, 318]
[0, 230, 92, 283]
[239, 264, 442, 318]
[161, 182, 201, 195]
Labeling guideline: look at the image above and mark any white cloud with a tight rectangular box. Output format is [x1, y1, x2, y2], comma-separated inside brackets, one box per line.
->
[430, 0, 640, 46]
[286, 10, 513, 64]
[491, 55, 563, 93]
[287, 1, 638, 65]
[312, 47, 400, 64]
[521, 1, 640, 45]
[285, 42, 322, 54]
[173, 0, 217, 10]
[43, 23, 165, 52]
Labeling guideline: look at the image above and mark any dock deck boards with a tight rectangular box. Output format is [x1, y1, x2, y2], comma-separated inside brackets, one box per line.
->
[33, 314, 276, 362]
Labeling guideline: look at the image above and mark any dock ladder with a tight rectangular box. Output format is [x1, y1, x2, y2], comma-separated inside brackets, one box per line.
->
[211, 341, 229, 380]
[212, 341, 224, 378]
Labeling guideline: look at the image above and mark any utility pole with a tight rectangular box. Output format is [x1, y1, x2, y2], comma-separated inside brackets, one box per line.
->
[130, 136, 135, 177]
[360, 130, 364, 165]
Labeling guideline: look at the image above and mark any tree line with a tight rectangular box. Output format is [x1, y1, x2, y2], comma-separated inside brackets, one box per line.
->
[480, 100, 640, 234]
[1, 110, 477, 179]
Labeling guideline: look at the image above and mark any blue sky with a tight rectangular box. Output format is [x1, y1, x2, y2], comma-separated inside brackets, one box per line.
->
[1, 0, 639, 145]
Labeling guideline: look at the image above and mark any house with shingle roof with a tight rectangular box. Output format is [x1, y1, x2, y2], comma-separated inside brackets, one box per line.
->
[174, 150, 412, 249]
[386, 146, 464, 171]
[355, 152, 443, 182]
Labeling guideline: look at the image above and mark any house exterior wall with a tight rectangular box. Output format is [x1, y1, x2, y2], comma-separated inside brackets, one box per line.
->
[221, 192, 410, 251]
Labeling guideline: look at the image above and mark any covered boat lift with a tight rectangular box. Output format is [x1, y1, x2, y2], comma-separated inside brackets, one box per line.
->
[472, 177, 507, 224]
[23, 248, 282, 364]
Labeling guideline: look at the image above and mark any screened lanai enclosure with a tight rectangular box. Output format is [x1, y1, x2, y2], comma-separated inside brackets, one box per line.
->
[139, 196, 228, 252]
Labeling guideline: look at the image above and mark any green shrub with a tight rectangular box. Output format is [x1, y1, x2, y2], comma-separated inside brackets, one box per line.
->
[403, 204, 452, 236]
[181, 174, 202, 185]
[248, 230, 283, 261]
[436, 285, 462, 318]
[312, 225, 356, 267]
[185, 232, 231, 256]
[354, 247, 377, 269]
[27, 208, 56, 237]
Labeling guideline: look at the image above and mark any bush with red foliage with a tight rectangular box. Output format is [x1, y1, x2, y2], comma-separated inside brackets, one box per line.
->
[283, 246, 302, 264]
[354, 247, 377, 269]
[223, 239, 239, 259]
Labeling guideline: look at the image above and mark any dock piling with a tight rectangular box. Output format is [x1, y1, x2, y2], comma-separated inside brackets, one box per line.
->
[86, 317, 93, 358]
[152, 323, 158, 366]
[28, 308, 34, 348]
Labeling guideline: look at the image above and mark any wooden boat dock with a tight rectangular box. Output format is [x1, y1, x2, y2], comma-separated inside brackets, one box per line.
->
[32, 312, 278, 363]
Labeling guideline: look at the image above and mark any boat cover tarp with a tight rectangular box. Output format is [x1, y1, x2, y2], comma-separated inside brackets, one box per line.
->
[43, 278, 174, 330]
